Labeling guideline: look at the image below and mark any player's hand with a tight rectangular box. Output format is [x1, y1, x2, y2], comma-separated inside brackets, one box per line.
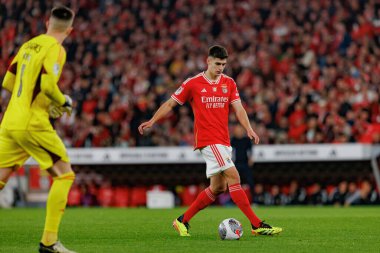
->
[138, 121, 154, 135]
[62, 94, 73, 116]
[48, 103, 64, 119]
[247, 128, 260, 144]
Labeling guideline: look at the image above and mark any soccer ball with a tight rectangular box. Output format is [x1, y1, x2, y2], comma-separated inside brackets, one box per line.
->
[218, 218, 243, 240]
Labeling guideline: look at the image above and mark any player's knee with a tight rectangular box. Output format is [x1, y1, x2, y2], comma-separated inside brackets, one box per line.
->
[224, 167, 241, 183]
[54, 171, 76, 182]
[211, 185, 227, 195]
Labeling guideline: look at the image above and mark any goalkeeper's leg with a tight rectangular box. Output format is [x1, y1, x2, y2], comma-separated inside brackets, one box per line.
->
[40, 160, 75, 250]
[0, 167, 14, 191]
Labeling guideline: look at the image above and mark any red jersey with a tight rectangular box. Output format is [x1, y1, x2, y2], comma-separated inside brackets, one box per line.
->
[171, 72, 241, 149]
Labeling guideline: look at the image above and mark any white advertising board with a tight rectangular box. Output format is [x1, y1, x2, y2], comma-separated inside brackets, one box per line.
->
[25, 144, 373, 165]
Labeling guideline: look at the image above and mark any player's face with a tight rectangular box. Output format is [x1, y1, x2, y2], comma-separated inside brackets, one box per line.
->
[207, 57, 227, 76]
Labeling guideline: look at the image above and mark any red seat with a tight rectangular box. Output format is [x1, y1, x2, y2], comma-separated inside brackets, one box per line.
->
[180, 185, 199, 206]
[281, 186, 290, 195]
[130, 186, 147, 207]
[67, 185, 82, 206]
[112, 187, 130, 207]
[97, 186, 114, 207]
[326, 185, 336, 195]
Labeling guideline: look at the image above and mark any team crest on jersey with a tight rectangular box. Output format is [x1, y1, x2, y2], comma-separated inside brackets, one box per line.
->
[53, 63, 60, 76]
[221, 85, 228, 93]
[175, 87, 184, 95]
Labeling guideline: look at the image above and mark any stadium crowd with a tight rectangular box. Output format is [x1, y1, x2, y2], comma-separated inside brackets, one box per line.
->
[1, 0, 380, 147]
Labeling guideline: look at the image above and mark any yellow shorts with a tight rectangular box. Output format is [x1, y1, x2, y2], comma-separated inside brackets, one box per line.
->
[0, 129, 70, 170]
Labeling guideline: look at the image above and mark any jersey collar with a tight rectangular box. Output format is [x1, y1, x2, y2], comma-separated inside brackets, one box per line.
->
[202, 71, 221, 85]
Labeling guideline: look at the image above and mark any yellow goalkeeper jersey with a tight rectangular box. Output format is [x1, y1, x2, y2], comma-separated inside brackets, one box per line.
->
[1, 34, 66, 131]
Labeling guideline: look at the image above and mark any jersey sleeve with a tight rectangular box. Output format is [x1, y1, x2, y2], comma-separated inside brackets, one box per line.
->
[1, 53, 19, 93]
[230, 79, 240, 104]
[40, 44, 66, 106]
[171, 81, 192, 105]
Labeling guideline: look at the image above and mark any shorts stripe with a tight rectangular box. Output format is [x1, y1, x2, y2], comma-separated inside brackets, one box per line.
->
[213, 145, 225, 166]
[200, 144, 235, 178]
[210, 144, 225, 167]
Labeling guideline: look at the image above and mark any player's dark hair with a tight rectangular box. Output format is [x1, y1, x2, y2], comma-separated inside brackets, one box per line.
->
[208, 45, 228, 59]
[51, 5, 74, 21]
[49, 5, 74, 32]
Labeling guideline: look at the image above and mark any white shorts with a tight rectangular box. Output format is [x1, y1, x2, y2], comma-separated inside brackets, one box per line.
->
[199, 144, 235, 178]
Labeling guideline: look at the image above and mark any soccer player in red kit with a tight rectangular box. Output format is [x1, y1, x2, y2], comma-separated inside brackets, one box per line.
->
[138, 45, 282, 236]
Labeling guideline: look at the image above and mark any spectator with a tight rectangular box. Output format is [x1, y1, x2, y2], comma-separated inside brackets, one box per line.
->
[266, 185, 287, 206]
[231, 124, 255, 198]
[345, 180, 380, 206]
[252, 183, 266, 206]
[307, 183, 328, 205]
[287, 180, 307, 205]
[329, 181, 348, 206]
[345, 182, 360, 206]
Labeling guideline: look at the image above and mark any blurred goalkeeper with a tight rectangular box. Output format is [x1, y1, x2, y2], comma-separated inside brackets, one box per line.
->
[0, 5, 76, 253]
[139, 45, 282, 237]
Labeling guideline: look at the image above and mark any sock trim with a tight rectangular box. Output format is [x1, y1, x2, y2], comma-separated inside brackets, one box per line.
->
[205, 187, 216, 201]
[53, 171, 75, 181]
[229, 183, 242, 192]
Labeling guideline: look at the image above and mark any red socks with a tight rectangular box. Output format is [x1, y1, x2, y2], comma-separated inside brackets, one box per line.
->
[182, 184, 261, 227]
[229, 183, 261, 227]
[183, 187, 216, 223]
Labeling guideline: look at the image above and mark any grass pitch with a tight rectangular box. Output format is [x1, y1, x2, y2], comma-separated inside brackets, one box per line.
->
[0, 206, 379, 253]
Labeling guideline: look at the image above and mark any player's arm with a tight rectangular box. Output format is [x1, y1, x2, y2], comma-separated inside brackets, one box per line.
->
[232, 101, 259, 144]
[1, 54, 19, 112]
[40, 45, 66, 106]
[1, 53, 19, 94]
[2, 71, 16, 95]
[138, 98, 178, 134]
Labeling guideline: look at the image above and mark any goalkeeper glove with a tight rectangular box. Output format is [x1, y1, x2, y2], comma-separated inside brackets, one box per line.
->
[62, 94, 73, 116]
[48, 104, 63, 119]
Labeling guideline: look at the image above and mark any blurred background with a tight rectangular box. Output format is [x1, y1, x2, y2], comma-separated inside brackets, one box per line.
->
[1, 0, 380, 209]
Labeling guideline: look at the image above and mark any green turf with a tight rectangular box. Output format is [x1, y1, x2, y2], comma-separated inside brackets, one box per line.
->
[0, 206, 379, 253]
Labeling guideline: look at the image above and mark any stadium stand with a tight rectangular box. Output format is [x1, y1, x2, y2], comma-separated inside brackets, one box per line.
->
[2, 0, 380, 147]
[1, 0, 380, 207]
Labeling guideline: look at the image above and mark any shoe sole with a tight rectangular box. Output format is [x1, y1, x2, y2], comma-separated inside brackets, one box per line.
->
[251, 229, 283, 236]
[172, 220, 190, 237]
